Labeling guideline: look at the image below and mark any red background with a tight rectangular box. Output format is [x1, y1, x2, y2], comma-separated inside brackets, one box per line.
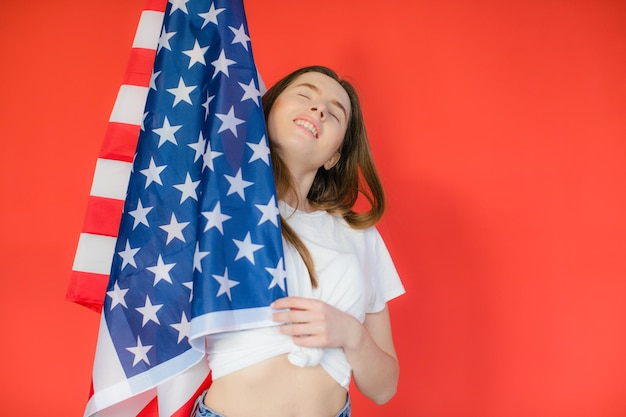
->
[1, 1, 625, 416]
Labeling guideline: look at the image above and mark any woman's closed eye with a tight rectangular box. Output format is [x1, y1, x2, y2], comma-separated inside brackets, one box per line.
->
[297, 90, 341, 122]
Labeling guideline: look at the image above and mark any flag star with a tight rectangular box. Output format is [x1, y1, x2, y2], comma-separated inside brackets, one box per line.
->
[170, 312, 191, 343]
[118, 240, 140, 270]
[199, 2, 225, 29]
[146, 255, 176, 285]
[182, 280, 193, 302]
[128, 199, 153, 229]
[201, 202, 231, 234]
[211, 49, 236, 78]
[169, 0, 189, 15]
[136, 296, 163, 327]
[173, 173, 200, 203]
[266, 258, 288, 291]
[215, 106, 244, 137]
[247, 135, 270, 165]
[202, 92, 215, 120]
[193, 242, 210, 272]
[149, 69, 161, 90]
[126, 336, 153, 367]
[255, 196, 280, 227]
[212, 268, 240, 301]
[233, 232, 264, 264]
[202, 139, 223, 172]
[107, 281, 129, 310]
[166, 77, 196, 107]
[229, 23, 250, 50]
[141, 111, 148, 131]
[157, 29, 176, 53]
[224, 168, 253, 200]
[239, 79, 261, 106]
[159, 213, 190, 244]
[258, 76, 267, 95]
[153, 116, 182, 147]
[188, 132, 206, 163]
[140, 157, 167, 188]
[182, 40, 209, 68]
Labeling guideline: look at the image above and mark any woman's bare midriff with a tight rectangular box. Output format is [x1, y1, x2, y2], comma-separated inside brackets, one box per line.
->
[203, 353, 348, 417]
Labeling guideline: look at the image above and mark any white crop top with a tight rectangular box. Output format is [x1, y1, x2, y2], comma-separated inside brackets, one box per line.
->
[206, 202, 405, 389]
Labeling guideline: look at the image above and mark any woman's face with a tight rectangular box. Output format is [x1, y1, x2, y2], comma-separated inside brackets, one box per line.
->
[267, 71, 351, 174]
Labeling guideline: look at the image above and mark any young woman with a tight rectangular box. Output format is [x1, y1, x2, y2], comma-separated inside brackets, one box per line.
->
[192, 66, 405, 417]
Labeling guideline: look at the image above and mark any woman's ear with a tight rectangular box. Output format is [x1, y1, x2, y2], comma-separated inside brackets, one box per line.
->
[324, 152, 341, 170]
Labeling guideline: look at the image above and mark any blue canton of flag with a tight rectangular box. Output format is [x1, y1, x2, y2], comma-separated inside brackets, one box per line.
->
[104, 0, 287, 390]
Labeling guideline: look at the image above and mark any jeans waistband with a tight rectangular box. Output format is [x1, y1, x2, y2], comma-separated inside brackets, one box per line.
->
[191, 390, 351, 417]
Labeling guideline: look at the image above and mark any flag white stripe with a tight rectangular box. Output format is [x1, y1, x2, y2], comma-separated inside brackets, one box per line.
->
[132, 10, 165, 50]
[86, 318, 152, 417]
[109, 85, 150, 125]
[157, 359, 210, 416]
[72, 233, 117, 275]
[90, 158, 133, 200]
[190, 306, 276, 349]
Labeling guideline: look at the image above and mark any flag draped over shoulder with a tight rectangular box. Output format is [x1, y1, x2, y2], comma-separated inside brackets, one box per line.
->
[72, 1, 288, 416]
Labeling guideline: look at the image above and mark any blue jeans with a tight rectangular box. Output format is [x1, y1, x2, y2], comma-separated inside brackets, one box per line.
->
[191, 390, 351, 417]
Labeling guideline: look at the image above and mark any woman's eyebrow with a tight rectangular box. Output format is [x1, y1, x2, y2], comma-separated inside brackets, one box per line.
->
[294, 82, 348, 120]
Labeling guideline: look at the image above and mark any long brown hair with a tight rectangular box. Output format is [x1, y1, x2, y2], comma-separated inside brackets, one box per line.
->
[262, 66, 385, 287]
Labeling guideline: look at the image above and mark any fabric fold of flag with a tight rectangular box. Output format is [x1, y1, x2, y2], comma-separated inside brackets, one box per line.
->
[79, 1, 287, 415]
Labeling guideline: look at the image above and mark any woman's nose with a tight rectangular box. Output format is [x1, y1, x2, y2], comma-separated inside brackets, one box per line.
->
[310, 103, 327, 119]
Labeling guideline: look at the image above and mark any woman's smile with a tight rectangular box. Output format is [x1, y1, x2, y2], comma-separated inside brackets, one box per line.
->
[294, 117, 320, 138]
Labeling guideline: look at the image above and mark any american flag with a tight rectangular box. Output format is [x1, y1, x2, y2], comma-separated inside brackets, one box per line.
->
[71, 1, 288, 415]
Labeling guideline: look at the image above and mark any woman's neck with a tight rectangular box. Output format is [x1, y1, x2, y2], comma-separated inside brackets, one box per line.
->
[282, 190, 314, 213]
[281, 166, 319, 213]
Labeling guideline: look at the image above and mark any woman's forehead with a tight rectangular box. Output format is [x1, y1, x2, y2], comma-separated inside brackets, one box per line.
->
[288, 72, 351, 110]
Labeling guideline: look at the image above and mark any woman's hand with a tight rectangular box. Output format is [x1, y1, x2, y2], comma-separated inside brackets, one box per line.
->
[272, 297, 400, 404]
[271, 296, 363, 350]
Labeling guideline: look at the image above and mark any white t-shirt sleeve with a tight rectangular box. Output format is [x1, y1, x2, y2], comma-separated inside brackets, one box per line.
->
[365, 227, 405, 313]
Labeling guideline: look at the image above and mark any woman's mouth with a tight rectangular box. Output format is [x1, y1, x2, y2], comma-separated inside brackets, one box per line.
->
[294, 118, 319, 138]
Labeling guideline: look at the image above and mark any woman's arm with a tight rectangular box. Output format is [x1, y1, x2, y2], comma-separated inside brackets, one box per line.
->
[344, 306, 399, 404]
[272, 297, 400, 404]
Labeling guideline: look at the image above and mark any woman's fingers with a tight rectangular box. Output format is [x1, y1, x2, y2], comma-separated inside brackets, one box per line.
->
[271, 296, 319, 311]
[272, 296, 326, 324]
[273, 308, 322, 324]
[271, 296, 352, 348]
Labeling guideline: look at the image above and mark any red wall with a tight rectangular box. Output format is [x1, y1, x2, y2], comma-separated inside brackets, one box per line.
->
[1, 1, 625, 416]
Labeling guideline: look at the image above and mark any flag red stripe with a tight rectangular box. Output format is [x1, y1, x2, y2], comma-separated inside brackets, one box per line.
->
[137, 397, 158, 417]
[83, 196, 124, 236]
[100, 122, 142, 161]
[122, 47, 157, 87]
[166, 374, 212, 417]
[66, 270, 109, 312]
[143, 0, 167, 12]
[134, 375, 211, 417]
